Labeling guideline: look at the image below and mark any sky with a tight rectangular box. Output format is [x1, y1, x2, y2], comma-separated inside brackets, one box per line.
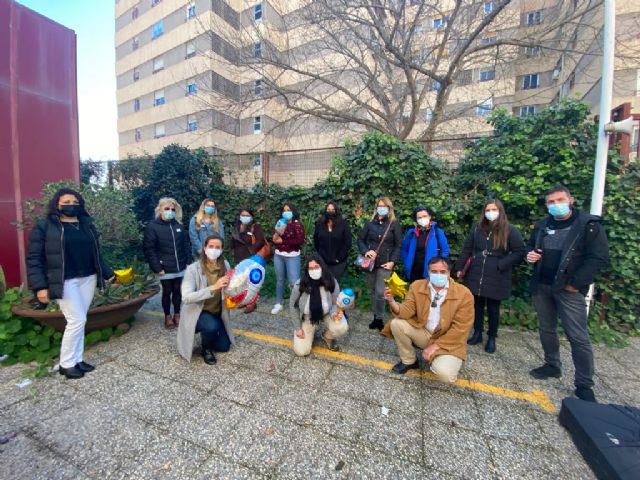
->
[17, 0, 118, 160]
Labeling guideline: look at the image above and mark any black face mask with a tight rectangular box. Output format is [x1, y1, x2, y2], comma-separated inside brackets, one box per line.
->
[325, 211, 337, 220]
[59, 205, 81, 217]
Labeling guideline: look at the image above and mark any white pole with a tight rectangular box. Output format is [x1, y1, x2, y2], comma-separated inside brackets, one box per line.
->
[590, 0, 615, 216]
[586, 0, 615, 314]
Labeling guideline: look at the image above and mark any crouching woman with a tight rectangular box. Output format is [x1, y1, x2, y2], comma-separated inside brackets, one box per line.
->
[289, 255, 348, 356]
[177, 234, 234, 365]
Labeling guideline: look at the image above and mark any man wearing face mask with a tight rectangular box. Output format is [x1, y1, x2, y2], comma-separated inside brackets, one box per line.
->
[381, 257, 473, 382]
[526, 185, 609, 402]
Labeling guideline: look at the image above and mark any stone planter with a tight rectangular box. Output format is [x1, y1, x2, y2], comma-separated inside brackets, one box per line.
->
[11, 289, 159, 333]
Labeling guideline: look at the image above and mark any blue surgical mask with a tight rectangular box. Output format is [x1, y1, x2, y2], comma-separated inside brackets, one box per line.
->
[429, 273, 449, 288]
[377, 207, 389, 217]
[162, 210, 176, 221]
[548, 203, 570, 218]
[239, 215, 252, 225]
[204, 206, 215, 215]
[282, 211, 294, 221]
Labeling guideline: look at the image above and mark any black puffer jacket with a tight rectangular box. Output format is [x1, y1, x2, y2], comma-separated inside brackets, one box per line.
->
[143, 218, 190, 274]
[454, 224, 526, 300]
[357, 218, 402, 267]
[527, 210, 609, 295]
[26, 215, 114, 300]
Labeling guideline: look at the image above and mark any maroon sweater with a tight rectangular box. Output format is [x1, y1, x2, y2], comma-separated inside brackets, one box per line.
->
[275, 220, 305, 254]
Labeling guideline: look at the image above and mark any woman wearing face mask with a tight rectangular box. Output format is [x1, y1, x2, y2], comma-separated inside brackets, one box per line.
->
[143, 198, 191, 329]
[455, 199, 525, 353]
[290, 255, 347, 355]
[313, 201, 352, 281]
[271, 203, 305, 315]
[27, 188, 114, 379]
[401, 206, 450, 282]
[189, 198, 225, 259]
[177, 235, 234, 365]
[357, 197, 402, 331]
[230, 207, 266, 263]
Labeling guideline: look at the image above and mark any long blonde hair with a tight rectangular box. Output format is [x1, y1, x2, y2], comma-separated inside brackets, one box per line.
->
[371, 196, 396, 222]
[195, 198, 220, 232]
[154, 197, 183, 223]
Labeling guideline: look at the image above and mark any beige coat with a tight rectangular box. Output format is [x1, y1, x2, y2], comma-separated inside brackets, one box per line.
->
[177, 260, 235, 362]
[381, 278, 474, 360]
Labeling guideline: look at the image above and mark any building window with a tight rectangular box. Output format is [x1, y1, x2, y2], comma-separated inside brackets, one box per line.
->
[151, 0, 161, 7]
[154, 90, 165, 106]
[519, 105, 536, 117]
[134, 98, 140, 112]
[154, 123, 165, 138]
[253, 116, 262, 134]
[479, 68, 495, 82]
[187, 2, 195, 19]
[135, 129, 141, 142]
[254, 79, 263, 96]
[526, 10, 543, 26]
[254, 41, 262, 58]
[522, 73, 539, 89]
[152, 20, 164, 40]
[187, 115, 198, 132]
[133, 68, 140, 82]
[476, 98, 493, 116]
[525, 45, 543, 56]
[132, 36, 139, 51]
[425, 109, 433, 122]
[186, 79, 197, 95]
[132, 7, 138, 20]
[432, 16, 449, 29]
[483, 2, 494, 15]
[479, 35, 496, 45]
[254, 3, 263, 22]
[253, 153, 263, 167]
[153, 56, 164, 73]
[186, 42, 196, 59]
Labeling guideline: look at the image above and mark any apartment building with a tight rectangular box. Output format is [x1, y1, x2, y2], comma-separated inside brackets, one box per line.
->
[115, 0, 640, 166]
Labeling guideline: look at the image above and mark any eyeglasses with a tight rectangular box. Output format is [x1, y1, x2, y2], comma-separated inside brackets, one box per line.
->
[431, 292, 441, 308]
[164, 207, 176, 211]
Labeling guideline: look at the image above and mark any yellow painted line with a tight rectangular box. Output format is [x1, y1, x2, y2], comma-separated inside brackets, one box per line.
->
[140, 309, 557, 413]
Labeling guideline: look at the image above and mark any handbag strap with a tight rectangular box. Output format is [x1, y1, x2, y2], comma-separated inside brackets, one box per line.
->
[374, 221, 393, 256]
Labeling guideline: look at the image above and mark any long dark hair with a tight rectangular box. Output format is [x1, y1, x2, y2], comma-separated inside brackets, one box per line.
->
[317, 201, 342, 224]
[47, 188, 88, 218]
[479, 199, 509, 251]
[299, 254, 335, 294]
[280, 203, 299, 220]
[235, 207, 255, 229]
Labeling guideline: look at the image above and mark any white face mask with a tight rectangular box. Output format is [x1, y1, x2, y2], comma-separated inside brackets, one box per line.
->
[417, 217, 430, 228]
[308, 268, 322, 280]
[485, 211, 499, 222]
[205, 248, 222, 260]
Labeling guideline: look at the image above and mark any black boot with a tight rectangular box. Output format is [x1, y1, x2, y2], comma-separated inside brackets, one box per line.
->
[467, 330, 482, 345]
[485, 336, 496, 353]
[369, 317, 384, 331]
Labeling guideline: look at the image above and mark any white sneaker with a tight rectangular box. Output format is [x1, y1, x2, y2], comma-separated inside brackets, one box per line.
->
[271, 303, 283, 315]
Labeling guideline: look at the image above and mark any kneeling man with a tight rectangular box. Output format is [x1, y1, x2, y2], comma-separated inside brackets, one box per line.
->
[382, 257, 474, 382]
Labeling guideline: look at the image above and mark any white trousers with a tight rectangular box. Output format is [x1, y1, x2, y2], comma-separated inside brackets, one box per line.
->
[57, 275, 97, 368]
[293, 314, 349, 357]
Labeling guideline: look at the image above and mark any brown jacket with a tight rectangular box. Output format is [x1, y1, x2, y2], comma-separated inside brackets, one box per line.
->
[381, 278, 474, 361]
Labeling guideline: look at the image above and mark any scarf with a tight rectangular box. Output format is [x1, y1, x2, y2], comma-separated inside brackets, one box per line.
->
[309, 280, 324, 324]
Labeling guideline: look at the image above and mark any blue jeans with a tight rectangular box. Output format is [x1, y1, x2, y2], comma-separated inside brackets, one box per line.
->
[274, 253, 301, 304]
[195, 311, 231, 352]
[532, 283, 594, 388]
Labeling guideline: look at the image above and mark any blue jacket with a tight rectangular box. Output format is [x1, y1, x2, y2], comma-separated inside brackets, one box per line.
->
[401, 222, 449, 279]
[188, 216, 225, 257]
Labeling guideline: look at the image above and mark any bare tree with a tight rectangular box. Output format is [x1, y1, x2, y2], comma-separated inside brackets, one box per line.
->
[194, 0, 607, 147]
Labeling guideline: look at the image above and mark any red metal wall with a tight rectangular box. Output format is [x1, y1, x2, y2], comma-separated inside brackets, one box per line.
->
[0, 0, 79, 288]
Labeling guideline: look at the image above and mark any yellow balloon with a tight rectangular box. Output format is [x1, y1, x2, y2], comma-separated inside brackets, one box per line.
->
[384, 272, 408, 299]
[114, 267, 135, 284]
